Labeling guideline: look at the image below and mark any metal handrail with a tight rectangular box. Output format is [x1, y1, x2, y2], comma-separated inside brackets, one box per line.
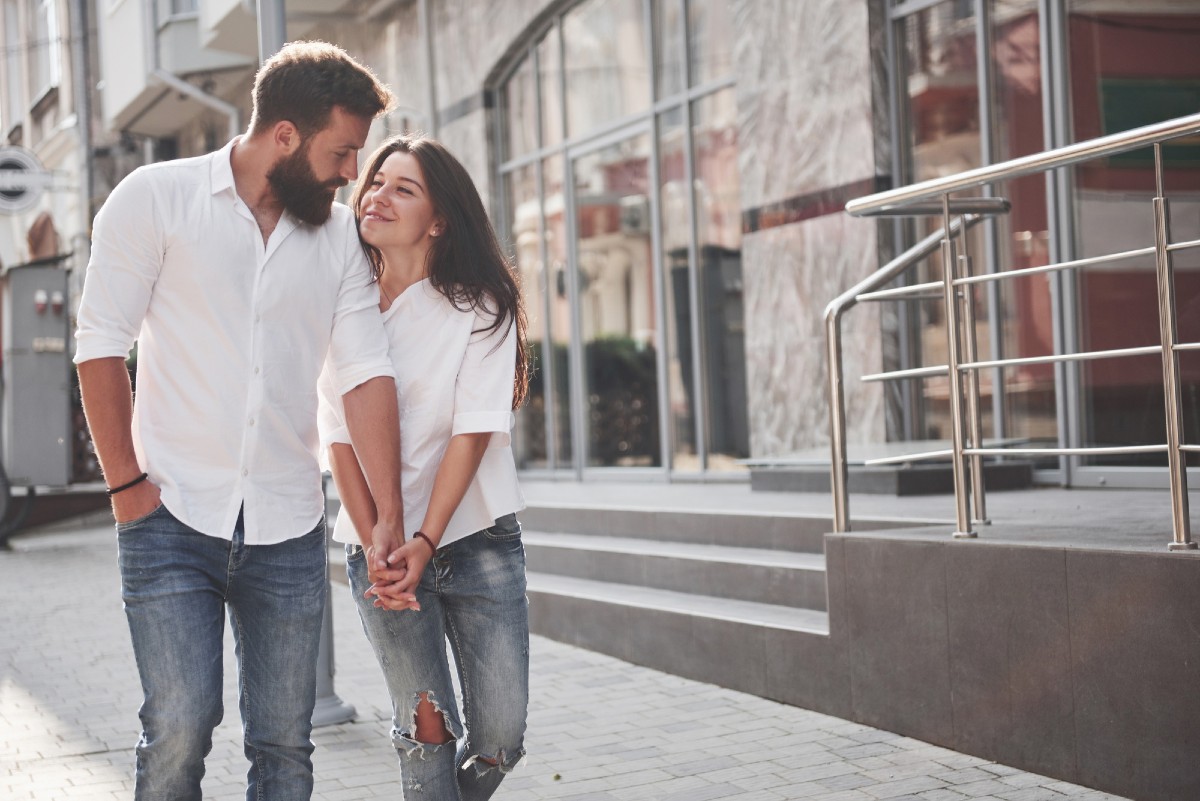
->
[831, 113, 1200, 550]
[825, 215, 987, 534]
[847, 111, 1200, 217]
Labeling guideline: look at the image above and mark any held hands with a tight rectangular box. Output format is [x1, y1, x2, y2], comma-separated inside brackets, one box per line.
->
[365, 520, 423, 611]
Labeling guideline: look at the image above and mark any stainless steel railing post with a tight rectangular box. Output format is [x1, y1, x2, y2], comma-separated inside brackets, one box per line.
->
[958, 226, 989, 526]
[940, 195, 973, 538]
[827, 307, 850, 533]
[1152, 144, 1195, 551]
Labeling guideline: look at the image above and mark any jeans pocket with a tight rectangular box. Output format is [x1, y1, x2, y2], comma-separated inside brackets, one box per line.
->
[482, 513, 522, 541]
[115, 502, 167, 532]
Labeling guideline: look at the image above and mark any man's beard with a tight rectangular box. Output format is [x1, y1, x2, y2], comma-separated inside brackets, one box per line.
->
[266, 145, 346, 227]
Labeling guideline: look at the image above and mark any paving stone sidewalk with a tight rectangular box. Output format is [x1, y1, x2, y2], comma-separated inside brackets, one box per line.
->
[1, 517, 1126, 801]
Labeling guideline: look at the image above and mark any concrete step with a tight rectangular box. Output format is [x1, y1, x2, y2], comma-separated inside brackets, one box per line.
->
[520, 502, 842, 553]
[527, 572, 837, 704]
[527, 572, 828, 633]
[523, 530, 828, 610]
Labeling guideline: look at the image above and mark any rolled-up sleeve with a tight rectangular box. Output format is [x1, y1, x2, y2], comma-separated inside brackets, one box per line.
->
[452, 305, 517, 447]
[74, 169, 163, 364]
[316, 359, 352, 471]
[325, 218, 394, 395]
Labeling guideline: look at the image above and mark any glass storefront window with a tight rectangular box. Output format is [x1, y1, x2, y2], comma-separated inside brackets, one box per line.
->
[573, 134, 659, 467]
[899, 0, 984, 443]
[658, 107, 696, 467]
[507, 164, 548, 469]
[1066, 2, 1200, 466]
[504, 53, 539, 160]
[543, 156, 574, 466]
[989, 0, 1056, 461]
[538, 30, 564, 148]
[499, 0, 741, 476]
[655, 0, 685, 99]
[563, 0, 651, 138]
[687, 0, 734, 88]
[692, 89, 749, 466]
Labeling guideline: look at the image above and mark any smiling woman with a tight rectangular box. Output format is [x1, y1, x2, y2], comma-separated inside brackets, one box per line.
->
[319, 134, 531, 801]
[357, 151, 441, 258]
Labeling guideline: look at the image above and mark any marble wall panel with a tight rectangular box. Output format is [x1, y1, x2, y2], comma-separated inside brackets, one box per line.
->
[732, 0, 877, 210]
[743, 214, 884, 458]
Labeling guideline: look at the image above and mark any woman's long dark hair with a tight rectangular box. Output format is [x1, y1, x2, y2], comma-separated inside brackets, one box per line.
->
[352, 134, 530, 409]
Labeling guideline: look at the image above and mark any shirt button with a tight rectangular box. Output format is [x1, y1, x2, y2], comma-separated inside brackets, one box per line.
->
[253, 367, 260, 375]
[255, 314, 261, 323]
[248, 417, 255, 426]
[242, 469, 249, 477]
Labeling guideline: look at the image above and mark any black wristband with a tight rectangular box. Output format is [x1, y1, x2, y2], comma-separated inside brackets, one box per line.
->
[107, 472, 149, 496]
[413, 531, 437, 555]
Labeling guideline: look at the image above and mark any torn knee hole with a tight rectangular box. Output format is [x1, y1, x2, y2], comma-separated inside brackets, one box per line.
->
[412, 691, 454, 745]
[463, 748, 525, 775]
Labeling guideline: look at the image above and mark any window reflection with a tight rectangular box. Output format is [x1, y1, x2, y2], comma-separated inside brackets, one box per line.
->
[499, 0, 742, 475]
[543, 157, 573, 465]
[692, 89, 749, 466]
[900, 0, 983, 443]
[687, 0, 734, 87]
[1067, 3, 1200, 465]
[658, 107, 696, 466]
[563, 0, 651, 137]
[538, 31, 564, 148]
[990, 0, 1055, 462]
[573, 135, 660, 466]
[655, 0, 685, 99]
[504, 54, 538, 159]
[507, 165, 547, 468]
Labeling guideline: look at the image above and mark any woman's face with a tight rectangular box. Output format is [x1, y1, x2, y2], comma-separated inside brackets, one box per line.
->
[357, 150, 441, 252]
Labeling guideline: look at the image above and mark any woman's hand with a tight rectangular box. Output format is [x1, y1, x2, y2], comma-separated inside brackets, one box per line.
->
[364, 537, 433, 610]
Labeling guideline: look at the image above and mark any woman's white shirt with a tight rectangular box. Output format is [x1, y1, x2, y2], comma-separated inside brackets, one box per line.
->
[318, 278, 525, 546]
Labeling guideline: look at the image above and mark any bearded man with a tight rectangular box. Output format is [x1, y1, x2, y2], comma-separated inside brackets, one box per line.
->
[74, 41, 406, 801]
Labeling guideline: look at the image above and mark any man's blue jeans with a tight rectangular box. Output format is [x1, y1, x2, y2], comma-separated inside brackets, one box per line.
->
[347, 514, 530, 801]
[117, 504, 326, 801]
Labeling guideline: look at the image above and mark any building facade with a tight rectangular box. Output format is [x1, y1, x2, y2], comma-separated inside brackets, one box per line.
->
[88, 0, 1200, 489]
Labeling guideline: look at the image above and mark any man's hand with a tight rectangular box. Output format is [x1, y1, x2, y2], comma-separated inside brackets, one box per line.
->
[111, 479, 162, 524]
[364, 520, 420, 610]
[365, 537, 431, 611]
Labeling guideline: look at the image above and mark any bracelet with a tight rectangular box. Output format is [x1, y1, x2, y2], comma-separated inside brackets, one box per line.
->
[107, 472, 149, 496]
[413, 531, 437, 556]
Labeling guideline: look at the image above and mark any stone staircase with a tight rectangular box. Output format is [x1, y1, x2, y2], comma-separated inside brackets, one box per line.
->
[519, 500, 916, 708]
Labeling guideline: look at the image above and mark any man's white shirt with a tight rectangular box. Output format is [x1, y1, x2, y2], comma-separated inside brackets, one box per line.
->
[75, 138, 394, 544]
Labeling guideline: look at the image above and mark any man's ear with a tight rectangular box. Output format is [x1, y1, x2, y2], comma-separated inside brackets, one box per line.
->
[272, 120, 302, 155]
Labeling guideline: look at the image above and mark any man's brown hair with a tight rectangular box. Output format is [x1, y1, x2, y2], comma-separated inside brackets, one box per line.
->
[249, 41, 394, 137]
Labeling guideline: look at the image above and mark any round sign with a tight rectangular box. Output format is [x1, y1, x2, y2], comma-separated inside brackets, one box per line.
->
[0, 146, 49, 214]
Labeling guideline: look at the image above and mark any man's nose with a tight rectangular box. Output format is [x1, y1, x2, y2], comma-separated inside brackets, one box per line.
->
[341, 157, 359, 183]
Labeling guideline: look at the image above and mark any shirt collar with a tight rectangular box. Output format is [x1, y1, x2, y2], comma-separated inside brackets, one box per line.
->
[209, 137, 241, 197]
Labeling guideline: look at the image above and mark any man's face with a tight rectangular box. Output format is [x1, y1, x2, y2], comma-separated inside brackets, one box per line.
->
[267, 107, 372, 226]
